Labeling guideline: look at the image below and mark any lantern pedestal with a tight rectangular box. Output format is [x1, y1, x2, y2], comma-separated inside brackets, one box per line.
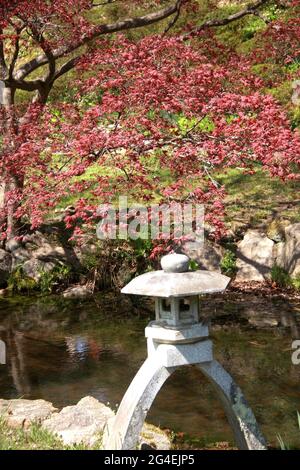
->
[103, 322, 267, 451]
[103, 254, 267, 451]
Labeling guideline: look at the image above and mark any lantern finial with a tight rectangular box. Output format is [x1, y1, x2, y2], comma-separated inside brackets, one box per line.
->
[161, 253, 190, 273]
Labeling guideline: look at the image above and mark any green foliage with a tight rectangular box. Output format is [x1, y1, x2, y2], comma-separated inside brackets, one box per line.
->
[0, 418, 102, 450]
[271, 264, 292, 288]
[38, 264, 72, 294]
[291, 107, 300, 131]
[271, 265, 300, 291]
[189, 259, 199, 271]
[81, 249, 100, 272]
[7, 263, 72, 295]
[240, 16, 265, 42]
[130, 238, 153, 262]
[176, 114, 215, 134]
[220, 250, 237, 277]
[7, 266, 37, 294]
[292, 276, 300, 291]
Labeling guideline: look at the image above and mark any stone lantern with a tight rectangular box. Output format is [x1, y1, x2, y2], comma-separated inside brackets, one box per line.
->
[103, 254, 266, 451]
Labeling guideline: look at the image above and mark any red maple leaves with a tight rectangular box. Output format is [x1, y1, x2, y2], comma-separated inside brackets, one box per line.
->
[0, 1, 299, 248]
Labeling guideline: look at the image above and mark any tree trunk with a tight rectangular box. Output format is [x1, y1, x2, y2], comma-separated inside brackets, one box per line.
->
[5, 174, 24, 239]
[0, 85, 22, 240]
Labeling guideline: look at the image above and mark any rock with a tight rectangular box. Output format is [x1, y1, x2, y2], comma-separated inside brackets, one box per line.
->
[0, 399, 57, 429]
[32, 244, 66, 261]
[181, 240, 223, 272]
[22, 258, 56, 282]
[22, 231, 48, 247]
[245, 307, 279, 328]
[0, 249, 12, 286]
[104, 417, 172, 450]
[42, 396, 113, 447]
[140, 423, 172, 450]
[5, 238, 21, 252]
[266, 219, 287, 243]
[276, 223, 300, 278]
[12, 247, 31, 266]
[248, 317, 279, 328]
[62, 285, 93, 299]
[0, 396, 172, 449]
[0, 288, 9, 296]
[229, 221, 249, 238]
[79, 243, 99, 256]
[236, 230, 274, 281]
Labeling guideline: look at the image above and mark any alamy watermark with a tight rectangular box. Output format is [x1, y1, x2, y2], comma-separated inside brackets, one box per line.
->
[96, 196, 204, 243]
[292, 340, 300, 365]
[0, 339, 6, 365]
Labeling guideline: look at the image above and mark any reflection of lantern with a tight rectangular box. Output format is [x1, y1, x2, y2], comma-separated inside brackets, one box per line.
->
[104, 254, 267, 451]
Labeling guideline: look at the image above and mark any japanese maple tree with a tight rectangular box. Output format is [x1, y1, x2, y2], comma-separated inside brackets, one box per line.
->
[0, 0, 299, 248]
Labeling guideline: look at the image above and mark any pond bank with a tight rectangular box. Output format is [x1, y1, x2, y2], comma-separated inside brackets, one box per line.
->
[0, 222, 300, 296]
[0, 396, 172, 450]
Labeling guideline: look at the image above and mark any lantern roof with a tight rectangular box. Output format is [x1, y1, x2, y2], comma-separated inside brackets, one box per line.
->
[121, 254, 230, 298]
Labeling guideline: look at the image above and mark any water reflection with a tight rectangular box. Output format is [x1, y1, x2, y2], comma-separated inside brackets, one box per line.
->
[0, 292, 299, 448]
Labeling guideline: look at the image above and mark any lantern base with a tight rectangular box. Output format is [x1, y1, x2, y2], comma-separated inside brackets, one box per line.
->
[103, 323, 267, 451]
[145, 320, 209, 345]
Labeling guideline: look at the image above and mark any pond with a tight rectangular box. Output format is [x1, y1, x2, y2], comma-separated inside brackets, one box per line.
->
[0, 292, 300, 449]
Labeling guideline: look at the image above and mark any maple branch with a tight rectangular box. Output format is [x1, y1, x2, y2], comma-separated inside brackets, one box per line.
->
[8, 27, 25, 80]
[0, 29, 7, 79]
[92, 0, 117, 6]
[164, 0, 183, 34]
[6, 78, 42, 92]
[51, 56, 81, 84]
[185, 0, 270, 36]
[14, 2, 180, 81]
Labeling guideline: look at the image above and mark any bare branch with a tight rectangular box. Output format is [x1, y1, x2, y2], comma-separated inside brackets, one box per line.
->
[164, 0, 183, 35]
[6, 78, 43, 92]
[8, 27, 25, 80]
[92, 0, 117, 7]
[0, 29, 8, 79]
[185, 0, 269, 37]
[51, 56, 81, 83]
[15, 2, 180, 81]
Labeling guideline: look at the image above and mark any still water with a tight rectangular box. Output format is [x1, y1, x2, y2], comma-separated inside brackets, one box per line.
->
[0, 292, 299, 448]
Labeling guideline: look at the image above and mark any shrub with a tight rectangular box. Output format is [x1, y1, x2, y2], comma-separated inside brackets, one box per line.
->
[7, 266, 37, 294]
[220, 250, 237, 277]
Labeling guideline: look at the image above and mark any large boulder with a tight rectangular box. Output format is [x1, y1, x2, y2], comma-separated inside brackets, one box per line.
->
[32, 244, 66, 261]
[276, 223, 300, 278]
[42, 396, 114, 447]
[5, 238, 21, 252]
[0, 249, 12, 286]
[22, 258, 56, 282]
[11, 247, 31, 267]
[236, 230, 274, 282]
[0, 399, 57, 429]
[181, 240, 223, 272]
[62, 285, 93, 299]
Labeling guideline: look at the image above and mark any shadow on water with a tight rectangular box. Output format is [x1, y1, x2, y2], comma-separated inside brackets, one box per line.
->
[0, 292, 299, 448]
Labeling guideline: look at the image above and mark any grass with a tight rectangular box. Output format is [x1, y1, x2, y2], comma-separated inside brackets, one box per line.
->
[277, 412, 300, 450]
[53, 162, 299, 223]
[0, 418, 102, 450]
[216, 169, 300, 229]
[271, 264, 300, 291]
